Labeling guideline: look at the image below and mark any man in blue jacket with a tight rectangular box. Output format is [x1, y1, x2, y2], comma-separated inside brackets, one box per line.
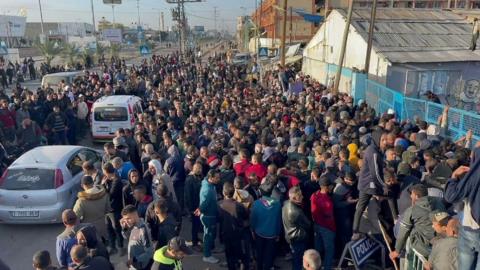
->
[352, 129, 389, 240]
[250, 179, 282, 270]
[56, 209, 79, 268]
[195, 169, 221, 264]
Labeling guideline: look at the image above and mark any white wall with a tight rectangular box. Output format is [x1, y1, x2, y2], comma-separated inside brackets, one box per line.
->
[303, 10, 390, 83]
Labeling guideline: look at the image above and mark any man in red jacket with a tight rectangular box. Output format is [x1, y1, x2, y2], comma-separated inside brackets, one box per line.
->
[234, 149, 251, 181]
[0, 98, 16, 143]
[245, 153, 267, 183]
[311, 176, 336, 270]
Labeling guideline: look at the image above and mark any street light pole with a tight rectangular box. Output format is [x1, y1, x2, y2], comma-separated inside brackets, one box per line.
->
[38, 0, 45, 35]
[112, 5, 116, 27]
[280, 0, 288, 66]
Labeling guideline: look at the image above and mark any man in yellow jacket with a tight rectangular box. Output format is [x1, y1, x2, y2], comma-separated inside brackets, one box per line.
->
[151, 237, 192, 270]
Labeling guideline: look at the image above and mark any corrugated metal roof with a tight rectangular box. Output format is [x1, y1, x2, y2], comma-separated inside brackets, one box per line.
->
[337, 8, 480, 63]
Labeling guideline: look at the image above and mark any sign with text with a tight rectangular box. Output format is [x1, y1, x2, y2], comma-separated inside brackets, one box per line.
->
[337, 236, 384, 269]
[102, 28, 122, 43]
[350, 237, 381, 266]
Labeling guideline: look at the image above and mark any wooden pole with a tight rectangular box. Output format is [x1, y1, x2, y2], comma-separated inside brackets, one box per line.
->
[364, 0, 377, 75]
[378, 221, 400, 270]
[280, 0, 288, 66]
[333, 0, 354, 94]
[289, 6, 293, 44]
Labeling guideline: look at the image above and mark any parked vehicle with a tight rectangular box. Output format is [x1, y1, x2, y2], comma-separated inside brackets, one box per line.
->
[232, 53, 252, 66]
[90, 95, 143, 141]
[0, 146, 102, 224]
[41, 71, 84, 91]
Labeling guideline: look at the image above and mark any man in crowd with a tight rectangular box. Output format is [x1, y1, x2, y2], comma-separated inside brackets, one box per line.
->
[283, 186, 311, 270]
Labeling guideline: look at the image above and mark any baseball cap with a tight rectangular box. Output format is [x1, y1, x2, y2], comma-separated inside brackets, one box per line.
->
[432, 212, 450, 223]
[168, 237, 193, 255]
[113, 137, 127, 148]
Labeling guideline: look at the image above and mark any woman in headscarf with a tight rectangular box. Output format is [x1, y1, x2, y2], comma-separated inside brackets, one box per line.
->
[148, 159, 177, 203]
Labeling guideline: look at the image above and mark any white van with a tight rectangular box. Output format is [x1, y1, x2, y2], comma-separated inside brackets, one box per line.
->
[91, 95, 143, 141]
[41, 71, 84, 91]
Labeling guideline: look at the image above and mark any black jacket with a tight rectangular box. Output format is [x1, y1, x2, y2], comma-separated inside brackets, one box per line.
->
[73, 256, 113, 270]
[184, 173, 202, 212]
[146, 196, 182, 241]
[218, 198, 248, 240]
[358, 130, 385, 195]
[103, 177, 124, 213]
[282, 200, 311, 243]
[154, 215, 178, 250]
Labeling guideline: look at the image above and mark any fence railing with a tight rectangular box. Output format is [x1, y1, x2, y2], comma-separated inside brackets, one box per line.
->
[361, 78, 480, 143]
[404, 239, 428, 270]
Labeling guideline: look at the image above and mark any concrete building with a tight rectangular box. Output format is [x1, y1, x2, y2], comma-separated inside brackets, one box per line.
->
[251, 0, 319, 44]
[303, 9, 480, 111]
[326, 0, 480, 9]
[25, 22, 94, 42]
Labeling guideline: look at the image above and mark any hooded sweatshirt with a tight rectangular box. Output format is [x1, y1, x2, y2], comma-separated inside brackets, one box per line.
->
[199, 179, 218, 217]
[445, 147, 480, 228]
[347, 143, 360, 171]
[77, 225, 109, 261]
[358, 129, 385, 195]
[149, 159, 177, 203]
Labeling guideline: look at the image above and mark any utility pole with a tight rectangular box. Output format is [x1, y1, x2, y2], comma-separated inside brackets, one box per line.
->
[364, 0, 377, 75]
[333, 0, 354, 94]
[161, 12, 165, 31]
[213, 6, 218, 34]
[289, 6, 292, 44]
[90, 0, 96, 35]
[136, 0, 141, 27]
[280, 0, 288, 66]
[167, 0, 201, 57]
[38, 0, 45, 35]
[112, 5, 116, 27]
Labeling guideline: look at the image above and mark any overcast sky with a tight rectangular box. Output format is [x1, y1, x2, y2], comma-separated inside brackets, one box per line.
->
[0, 0, 256, 32]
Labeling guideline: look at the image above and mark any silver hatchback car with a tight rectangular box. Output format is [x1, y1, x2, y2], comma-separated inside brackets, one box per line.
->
[0, 146, 102, 224]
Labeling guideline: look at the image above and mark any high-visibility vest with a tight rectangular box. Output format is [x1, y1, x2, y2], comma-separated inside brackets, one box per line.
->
[153, 246, 182, 270]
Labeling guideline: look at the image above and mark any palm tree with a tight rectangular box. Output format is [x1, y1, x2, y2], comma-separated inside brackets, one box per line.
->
[109, 43, 122, 58]
[80, 48, 94, 69]
[95, 42, 106, 64]
[34, 39, 62, 66]
[62, 43, 79, 67]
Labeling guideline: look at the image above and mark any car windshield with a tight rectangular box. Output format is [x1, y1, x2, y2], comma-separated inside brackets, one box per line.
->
[94, 106, 128, 121]
[1, 169, 55, 190]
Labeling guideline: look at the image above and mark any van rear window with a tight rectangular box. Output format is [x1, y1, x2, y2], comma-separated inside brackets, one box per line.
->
[94, 107, 128, 121]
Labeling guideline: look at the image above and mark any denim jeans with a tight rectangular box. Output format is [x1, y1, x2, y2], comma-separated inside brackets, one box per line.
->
[290, 240, 306, 270]
[314, 225, 336, 270]
[254, 233, 276, 270]
[458, 226, 480, 270]
[200, 214, 217, 258]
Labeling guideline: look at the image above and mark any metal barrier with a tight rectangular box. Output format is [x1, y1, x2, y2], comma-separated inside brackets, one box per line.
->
[404, 239, 428, 270]
[361, 78, 480, 143]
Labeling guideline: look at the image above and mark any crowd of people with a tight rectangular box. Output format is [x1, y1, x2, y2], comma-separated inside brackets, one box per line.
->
[0, 43, 479, 270]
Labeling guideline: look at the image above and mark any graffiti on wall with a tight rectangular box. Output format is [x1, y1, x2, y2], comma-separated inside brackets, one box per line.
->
[451, 79, 480, 112]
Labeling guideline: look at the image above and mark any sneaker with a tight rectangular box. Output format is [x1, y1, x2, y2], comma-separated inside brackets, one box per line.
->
[119, 247, 127, 257]
[203, 256, 220, 264]
[108, 247, 118, 256]
[192, 245, 203, 253]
